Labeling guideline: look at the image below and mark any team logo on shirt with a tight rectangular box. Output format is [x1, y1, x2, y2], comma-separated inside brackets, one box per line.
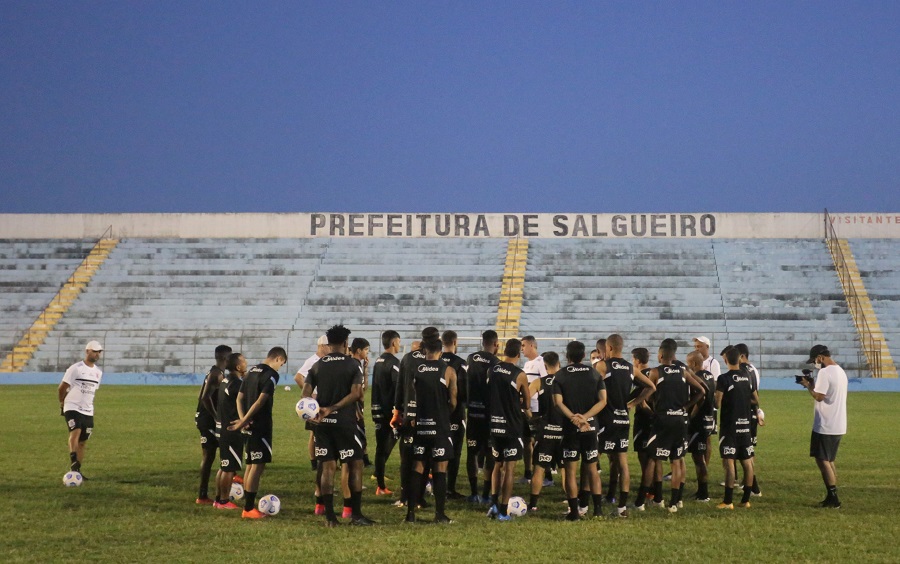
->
[418, 365, 439, 373]
[467, 439, 477, 447]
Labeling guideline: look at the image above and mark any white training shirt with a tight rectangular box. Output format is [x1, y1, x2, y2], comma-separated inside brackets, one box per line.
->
[62, 361, 103, 415]
[703, 356, 721, 378]
[297, 353, 321, 378]
[813, 364, 848, 435]
[523, 356, 547, 413]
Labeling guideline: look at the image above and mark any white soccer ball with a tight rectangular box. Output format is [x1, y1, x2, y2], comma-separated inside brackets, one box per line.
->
[258, 494, 281, 515]
[507, 495, 527, 517]
[295, 397, 319, 421]
[63, 471, 83, 487]
[230, 482, 244, 501]
[284, 386, 291, 391]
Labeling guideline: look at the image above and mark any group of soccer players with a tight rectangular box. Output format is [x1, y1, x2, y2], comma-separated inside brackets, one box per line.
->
[193, 326, 765, 523]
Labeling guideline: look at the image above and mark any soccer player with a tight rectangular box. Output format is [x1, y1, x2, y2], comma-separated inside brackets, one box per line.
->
[553, 340, 607, 521]
[715, 346, 759, 509]
[295, 335, 328, 472]
[371, 330, 401, 496]
[58, 340, 104, 478]
[464, 330, 500, 503]
[440, 330, 468, 499]
[520, 336, 546, 484]
[228, 346, 287, 519]
[528, 351, 563, 511]
[644, 343, 705, 513]
[595, 334, 655, 517]
[685, 350, 715, 502]
[736, 343, 764, 496]
[304, 325, 373, 526]
[338, 337, 371, 519]
[630, 347, 656, 511]
[194, 344, 231, 504]
[405, 334, 458, 523]
[215, 352, 247, 509]
[485, 338, 530, 521]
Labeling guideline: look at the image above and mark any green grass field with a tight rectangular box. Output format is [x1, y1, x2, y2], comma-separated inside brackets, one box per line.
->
[4, 386, 899, 563]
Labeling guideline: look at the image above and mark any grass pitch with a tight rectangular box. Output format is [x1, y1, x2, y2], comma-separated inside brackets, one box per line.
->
[4, 386, 899, 563]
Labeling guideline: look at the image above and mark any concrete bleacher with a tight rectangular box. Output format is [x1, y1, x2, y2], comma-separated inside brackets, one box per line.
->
[850, 239, 900, 363]
[0, 240, 92, 355]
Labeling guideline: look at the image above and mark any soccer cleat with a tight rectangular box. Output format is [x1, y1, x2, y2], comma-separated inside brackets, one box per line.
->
[677, 500, 684, 508]
[615, 506, 629, 518]
[668, 504, 678, 513]
[486, 504, 499, 518]
[528, 506, 538, 513]
[633, 504, 645, 512]
[446, 491, 465, 500]
[649, 500, 665, 510]
[434, 514, 454, 524]
[341, 507, 352, 519]
[324, 518, 340, 528]
[232, 475, 244, 485]
[751, 490, 763, 497]
[242, 508, 267, 519]
[392, 500, 407, 508]
[542, 479, 554, 487]
[350, 514, 375, 526]
[214, 501, 239, 510]
[497, 514, 512, 522]
[662, 472, 672, 482]
[314, 504, 325, 516]
[739, 501, 751, 508]
[195, 497, 214, 505]
[376, 487, 394, 496]
[565, 511, 581, 522]
[820, 498, 842, 509]
[716, 503, 734, 510]
[695, 497, 711, 503]
[578, 505, 589, 517]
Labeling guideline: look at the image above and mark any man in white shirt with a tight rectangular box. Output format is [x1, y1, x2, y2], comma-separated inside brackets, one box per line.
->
[693, 336, 721, 377]
[295, 335, 329, 477]
[521, 336, 547, 483]
[58, 340, 104, 477]
[799, 344, 848, 508]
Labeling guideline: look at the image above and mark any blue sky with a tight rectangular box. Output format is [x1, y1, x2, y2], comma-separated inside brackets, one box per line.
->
[1, 2, 898, 213]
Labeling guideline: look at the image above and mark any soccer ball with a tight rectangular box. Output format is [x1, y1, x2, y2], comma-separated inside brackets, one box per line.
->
[258, 494, 281, 516]
[295, 397, 319, 421]
[507, 496, 527, 517]
[284, 386, 291, 391]
[63, 471, 83, 487]
[230, 482, 244, 501]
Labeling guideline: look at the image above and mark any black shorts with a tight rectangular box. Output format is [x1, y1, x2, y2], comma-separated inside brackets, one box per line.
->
[561, 430, 599, 463]
[466, 418, 490, 453]
[687, 429, 710, 455]
[535, 424, 564, 469]
[413, 433, 454, 462]
[196, 415, 218, 451]
[632, 422, 652, 454]
[647, 416, 687, 461]
[750, 414, 759, 445]
[490, 435, 524, 462]
[245, 428, 273, 465]
[719, 433, 754, 460]
[314, 425, 363, 462]
[450, 420, 465, 457]
[810, 432, 841, 462]
[356, 422, 367, 450]
[522, 419, 532, 439]
[64, 411, 93, 442]
[599, 422, 630, 454]
[219, 430, 244, 472]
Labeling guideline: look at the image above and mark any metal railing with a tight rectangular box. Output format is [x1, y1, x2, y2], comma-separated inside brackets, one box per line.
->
[824, 209, 882, 378]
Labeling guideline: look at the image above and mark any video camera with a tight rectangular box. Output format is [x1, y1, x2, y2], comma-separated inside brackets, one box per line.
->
[794, 368, 813, 385]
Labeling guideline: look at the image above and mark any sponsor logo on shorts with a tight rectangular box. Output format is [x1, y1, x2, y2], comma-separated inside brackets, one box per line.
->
[250, 451, 263, 461]
[503, 448, 518, 458]
[339, 449, 355, 460]
[585, 450, 598, 460]
[200, 436, 207, 444]
[491, 448, 500, 458]
[563, 449, 578, 459]
[414, 446, 425, 455]
[433, 448, 446, 457]
[605, 441, 616, 450]
[538, 453, 553, 463]
[620, 439, 629, 449]
[315, 447, 328, 457]
[221, 460, 231, 468]
[655, 448, 670, 458]
[450, 424, 459, 432]
[67, 419, 76, 430]
[467, 439, 477, 447]
[723, 446, 736, 456]
[747, 446, 755, 456]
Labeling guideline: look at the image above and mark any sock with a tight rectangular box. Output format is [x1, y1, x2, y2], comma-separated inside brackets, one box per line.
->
[482, 480, 491, 500]
[214, 495, 222, 504]
[351, 491, 362, 516]
[826, 485, 837, 500]
[323, 493, 335, 520]
[315, 495, 324, 506]
[529, 493, 539, 509]
[310, 459, 317, 470]
[752, 475, 760, 494]
[408, 471, 422, 517]
[343, 497, 352, 512]
[363, 454, 372, 467]
[245, 491, 257, 512]
[592, 494, 604, 515]
[490, 493, 499, 508]
[697, 481, 709, 499]
[607, 475, 618, 500]
[524, 470, 532, 480]
[433, 472, 447, 517]
[723, 487, 734, 505]
[619, 491, 629, 508]
[635, 485, 648, 507]
[578, 490, 590, 508]
[567, 498, 579, 515]
[70, 452, 78, 465]
[499, 501, 508, 516]
[669, 489, 678, 507]
[741, 485, 752, 504]
[653, 481, 663, 503]
[678, 483, 685, 501]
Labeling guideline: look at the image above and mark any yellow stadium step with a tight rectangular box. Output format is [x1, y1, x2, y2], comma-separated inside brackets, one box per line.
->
[0, 237, 119, 373]
[495, 238, 529, 341]
[828, 239, 897, 378]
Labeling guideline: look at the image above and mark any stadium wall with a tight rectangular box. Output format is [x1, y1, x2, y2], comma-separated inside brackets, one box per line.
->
[1, 212, 899, 239]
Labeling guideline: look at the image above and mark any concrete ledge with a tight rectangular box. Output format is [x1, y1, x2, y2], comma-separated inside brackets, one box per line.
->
[761, 377, 900, 392]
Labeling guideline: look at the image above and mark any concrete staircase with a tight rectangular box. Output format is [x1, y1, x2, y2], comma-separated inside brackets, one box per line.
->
[1, 238, 118, 372]
[828, 239, 897, 378]
[496, 238, 528, 340]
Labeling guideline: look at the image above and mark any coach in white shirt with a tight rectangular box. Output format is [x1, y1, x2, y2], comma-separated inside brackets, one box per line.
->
[58, 340, 103, 476]
[693, 336, 721, 378]
[800, 344, 847, 508]
[295, 335, 329, 472]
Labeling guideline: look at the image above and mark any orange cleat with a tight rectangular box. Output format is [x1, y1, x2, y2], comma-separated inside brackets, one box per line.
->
[342, 506, 353, 519]
[376, 487, 394, 496]
[242, 508, 267, 519]
[214, 501, 239, 510]
[195, 497, 214, 505]
[232, 475, 244, 485]
[314, 504, 325, 515]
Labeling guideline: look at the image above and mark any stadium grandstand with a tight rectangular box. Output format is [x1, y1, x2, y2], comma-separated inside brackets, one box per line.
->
[1, 211, 897, 381]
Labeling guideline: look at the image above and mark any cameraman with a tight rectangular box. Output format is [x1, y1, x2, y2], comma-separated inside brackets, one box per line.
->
[798, 344, 847, 508]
